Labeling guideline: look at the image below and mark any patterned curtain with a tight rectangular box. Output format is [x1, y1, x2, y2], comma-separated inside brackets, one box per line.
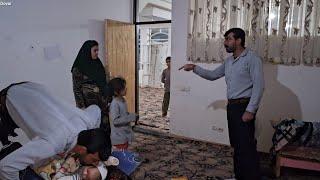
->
[187, 0, 320, 66]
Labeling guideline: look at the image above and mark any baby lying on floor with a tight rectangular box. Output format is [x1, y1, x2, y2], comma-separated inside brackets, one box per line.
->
[34, 152, 118, 180]
[54, 165, 104, 180]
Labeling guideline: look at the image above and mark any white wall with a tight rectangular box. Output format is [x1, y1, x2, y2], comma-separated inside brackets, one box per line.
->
[0, 0, 132, 103]
[171, 0, 320, 152]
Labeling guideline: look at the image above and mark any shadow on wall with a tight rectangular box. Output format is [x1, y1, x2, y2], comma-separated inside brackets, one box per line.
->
[256, 64, 302, 152]
[206, 64, 302, 152]
[207, 99, 227, 110]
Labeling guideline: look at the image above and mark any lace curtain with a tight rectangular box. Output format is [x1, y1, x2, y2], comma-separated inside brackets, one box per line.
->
[187, 0, 320, 66]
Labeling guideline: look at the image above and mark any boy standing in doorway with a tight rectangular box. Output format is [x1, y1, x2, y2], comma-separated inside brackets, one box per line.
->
[161, 56, 171, 117]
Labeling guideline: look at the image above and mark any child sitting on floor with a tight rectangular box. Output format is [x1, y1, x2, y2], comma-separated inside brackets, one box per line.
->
[108, 77, 137, 150]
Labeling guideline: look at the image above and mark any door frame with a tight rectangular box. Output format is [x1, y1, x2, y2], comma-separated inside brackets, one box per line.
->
[133, 0, 172, 114]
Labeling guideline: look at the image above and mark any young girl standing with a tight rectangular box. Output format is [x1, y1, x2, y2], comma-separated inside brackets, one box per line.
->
[108, 77, 136, 150]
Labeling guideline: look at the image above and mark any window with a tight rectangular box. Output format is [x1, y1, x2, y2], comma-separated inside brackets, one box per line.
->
[135, 0, 172, 23]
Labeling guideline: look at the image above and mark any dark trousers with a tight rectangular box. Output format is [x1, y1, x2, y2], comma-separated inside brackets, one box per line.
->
[19, 167, 44, 180]
[162, 91, 170, 116]
[227, 102, 260, 180]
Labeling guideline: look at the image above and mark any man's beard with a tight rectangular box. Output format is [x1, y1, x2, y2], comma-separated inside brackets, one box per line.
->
[225, 45, 234, 53]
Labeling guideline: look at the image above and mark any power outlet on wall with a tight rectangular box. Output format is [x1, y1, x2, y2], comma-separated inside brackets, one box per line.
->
[179, 86, 190, 92]
[211, 125, 223, 133]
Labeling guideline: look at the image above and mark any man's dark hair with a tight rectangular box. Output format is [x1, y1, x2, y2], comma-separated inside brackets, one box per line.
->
[166, 56, 171, 62]
[108, 77, 126, 96]
[224, 28, 246, 47]
[77, 128, 111, 161]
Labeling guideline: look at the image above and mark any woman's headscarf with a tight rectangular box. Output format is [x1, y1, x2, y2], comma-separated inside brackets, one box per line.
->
[72, 40, 110, 97]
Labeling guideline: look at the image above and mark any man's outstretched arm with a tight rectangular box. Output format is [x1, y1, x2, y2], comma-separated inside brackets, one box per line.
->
[180, 63, 225, 81]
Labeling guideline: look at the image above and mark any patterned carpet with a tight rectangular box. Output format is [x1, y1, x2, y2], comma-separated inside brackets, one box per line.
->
[129, 131, 320, 180]
[134, 87, 320, 180]
[129, 132, 233, 180]
[138, 87, 170, 133]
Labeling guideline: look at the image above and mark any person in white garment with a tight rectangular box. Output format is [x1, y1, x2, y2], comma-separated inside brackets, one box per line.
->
[0, 82, 112, 180]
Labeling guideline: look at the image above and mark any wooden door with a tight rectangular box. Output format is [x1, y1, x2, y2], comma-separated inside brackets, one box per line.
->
[105, 19, 135, 112]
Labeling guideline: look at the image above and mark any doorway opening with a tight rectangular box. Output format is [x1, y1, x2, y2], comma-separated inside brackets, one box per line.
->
[137, 24, 171, 133]
[134, 0, 172, 133]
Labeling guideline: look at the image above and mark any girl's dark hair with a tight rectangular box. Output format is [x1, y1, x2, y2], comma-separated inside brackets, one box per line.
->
[108, 77, 126, 96]
[77, 128, 111, 161]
